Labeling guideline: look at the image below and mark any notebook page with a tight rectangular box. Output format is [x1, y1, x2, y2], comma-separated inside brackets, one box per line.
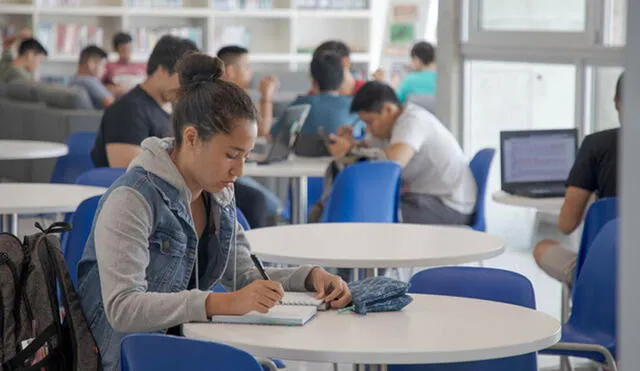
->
[211, 305, 317, 326]
[280, 292, 323, 306]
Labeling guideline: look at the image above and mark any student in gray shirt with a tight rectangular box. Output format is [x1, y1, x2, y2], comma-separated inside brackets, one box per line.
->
[69, 45, 114, 109]
[0, 37, 48, 84]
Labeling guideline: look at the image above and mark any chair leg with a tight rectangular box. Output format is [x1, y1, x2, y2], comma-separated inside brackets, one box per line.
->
[333, 363, 339, 371]
[561, 283, 571, 323]
[559, 356, 573, 371]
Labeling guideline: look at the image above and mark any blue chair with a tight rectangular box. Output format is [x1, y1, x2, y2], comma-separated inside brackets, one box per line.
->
[75, 167, 126, 188]
[62, 195, 101, 288]
[389, 266, 537, 371]
[469, 148, 495, 232]
[321, 161, 401, 223]
[541, 219, 618, 371]
[121, 334, 264, 371]
[50, 132, 97, 184]
[237, 207, 251, 230]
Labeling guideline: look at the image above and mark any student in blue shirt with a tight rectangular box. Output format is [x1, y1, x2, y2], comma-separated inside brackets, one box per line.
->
[272, 51, 362, 156]
[396, 41, 437, 103]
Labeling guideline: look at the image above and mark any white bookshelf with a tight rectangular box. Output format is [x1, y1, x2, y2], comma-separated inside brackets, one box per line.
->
[0, 0, 387, 79]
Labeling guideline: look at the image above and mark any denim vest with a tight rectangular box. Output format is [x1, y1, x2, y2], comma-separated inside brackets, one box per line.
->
[76, 166, 237, 371]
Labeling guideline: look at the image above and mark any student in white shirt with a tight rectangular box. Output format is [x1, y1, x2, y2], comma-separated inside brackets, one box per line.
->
[327, 81, 477, 225]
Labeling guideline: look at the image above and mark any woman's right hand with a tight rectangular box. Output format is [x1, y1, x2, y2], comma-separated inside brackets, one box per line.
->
[206, 280, 284, 316]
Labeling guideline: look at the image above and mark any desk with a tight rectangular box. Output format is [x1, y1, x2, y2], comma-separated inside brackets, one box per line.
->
[0, 140, 68, 160]
[247, 223, 505, 269]
[184, 294, 561, 367]
[243, 156, 331, 224]
[0, 183, 107, 235]
[492, 191, 579, 248]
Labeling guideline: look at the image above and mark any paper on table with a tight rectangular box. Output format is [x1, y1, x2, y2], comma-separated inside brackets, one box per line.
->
[211, 305, 317, 326]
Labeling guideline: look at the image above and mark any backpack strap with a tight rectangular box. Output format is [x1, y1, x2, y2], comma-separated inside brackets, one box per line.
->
[34, 222, 72, 235]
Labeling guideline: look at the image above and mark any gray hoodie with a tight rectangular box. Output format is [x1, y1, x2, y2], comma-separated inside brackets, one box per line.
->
[92, 137, 314, 334]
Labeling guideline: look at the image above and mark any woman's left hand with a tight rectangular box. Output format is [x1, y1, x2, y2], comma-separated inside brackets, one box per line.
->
[306, 267, 352, 309]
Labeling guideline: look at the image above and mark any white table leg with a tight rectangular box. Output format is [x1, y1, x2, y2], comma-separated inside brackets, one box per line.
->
[290, 176, 308, 224]
[10, 213, 18, 236]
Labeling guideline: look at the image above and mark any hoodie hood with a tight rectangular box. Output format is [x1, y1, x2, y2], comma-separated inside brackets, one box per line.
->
[129, 137, 233, 207]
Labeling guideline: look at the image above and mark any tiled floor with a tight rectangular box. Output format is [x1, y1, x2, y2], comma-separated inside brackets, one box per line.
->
[16, 217, 600, 370]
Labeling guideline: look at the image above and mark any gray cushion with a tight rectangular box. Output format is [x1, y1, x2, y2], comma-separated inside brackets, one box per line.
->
[36, 84, 94, 109]
[407, 94, 436, 113]
[6, 81, 41, 102]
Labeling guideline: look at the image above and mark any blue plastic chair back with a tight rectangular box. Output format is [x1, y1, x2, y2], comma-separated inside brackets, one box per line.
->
[321, 161, 401, 223]
[237, 207, 251, 231]
[569, 219, 618, 356]
[50, 132, 97, 184]
[75, 167, 126, 188]
[389, 267, 536, 371]
[121, 334, 263, 371]
[469, 148, 495, 231]
[64, 195, 101, 288]
[574, 197, 618, 280]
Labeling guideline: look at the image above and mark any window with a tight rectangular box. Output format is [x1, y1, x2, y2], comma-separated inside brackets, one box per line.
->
[588, 66, 623, 132]
[480, 0, 586, 32]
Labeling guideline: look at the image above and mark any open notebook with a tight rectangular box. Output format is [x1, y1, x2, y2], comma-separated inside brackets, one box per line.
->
[210, 292, 325, 326]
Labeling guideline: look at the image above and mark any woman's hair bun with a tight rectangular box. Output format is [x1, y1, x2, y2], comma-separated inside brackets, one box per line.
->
[177, 52, 224, 88]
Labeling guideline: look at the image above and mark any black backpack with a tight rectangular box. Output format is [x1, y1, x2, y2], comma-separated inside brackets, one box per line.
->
[0, 222, 101, 371]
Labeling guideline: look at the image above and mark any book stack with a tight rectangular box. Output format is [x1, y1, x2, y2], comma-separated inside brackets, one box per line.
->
[294, 0, 367, 9]
[37, 0, 81, 6]
[211, 0, 273, 9]
[133, 27, 203, 53]
[35, 23, 104, 57]
[126, 0, 184, 7]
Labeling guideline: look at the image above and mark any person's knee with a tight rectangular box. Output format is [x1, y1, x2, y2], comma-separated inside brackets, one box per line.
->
[533, 239, 559, 264]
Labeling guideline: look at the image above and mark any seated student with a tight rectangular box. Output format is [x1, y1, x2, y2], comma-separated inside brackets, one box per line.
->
[0, 35, 48, 84]
[273, 51, 362, 156]
[217, 45, 278, 137]
[327, 81, 477, 225]
[310, 40, 365, 96]
[69, 45, 114, 109]
[533, 73, 622, 285]
[217, 45, 284, 227]
[91, 35, 198, 168]
[373, 41, 437, 104]
[76, 52, 352, 371]
[102, 32, 147, 99]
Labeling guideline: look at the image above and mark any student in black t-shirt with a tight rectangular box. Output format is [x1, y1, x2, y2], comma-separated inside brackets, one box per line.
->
[533, 73, 622, 285]
[91, 35, 198, 168]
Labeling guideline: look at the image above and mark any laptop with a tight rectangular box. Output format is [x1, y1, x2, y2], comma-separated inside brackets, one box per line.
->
[500, 129, 578, 198]
[248, 104, 311, 164]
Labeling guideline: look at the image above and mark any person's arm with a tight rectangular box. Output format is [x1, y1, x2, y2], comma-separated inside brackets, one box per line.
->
[560, 136, 598, 234]
[94, 187, 211, 332]
[257, 76, 278, 137]
[558, 186, 593, 234]
[103, 105, 149, 168]
[396, 76, 410, 104]
[383, 142, 416, 167]
[0, 49, 13, 72]
[85, 77, 115, 108]
[218, 221, 315, 292]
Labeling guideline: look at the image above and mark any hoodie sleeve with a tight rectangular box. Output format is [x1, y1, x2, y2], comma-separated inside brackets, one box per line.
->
[94, 186, 210, 333]
[219, 221, 316, 292]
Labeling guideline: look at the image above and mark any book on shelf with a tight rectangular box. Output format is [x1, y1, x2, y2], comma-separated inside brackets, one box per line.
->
[127, 0, 184, 7]
[133, 27, 203, 54]
[294, 0, 367, 9]
[211, 0, 274, 9]
[36, 23, 104, 58]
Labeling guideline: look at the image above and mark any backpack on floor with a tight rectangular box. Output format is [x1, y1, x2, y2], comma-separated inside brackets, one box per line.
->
[0, 222, 101, 371]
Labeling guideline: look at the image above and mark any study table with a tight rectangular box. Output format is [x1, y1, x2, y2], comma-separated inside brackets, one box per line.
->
[0, 140, 68, 160]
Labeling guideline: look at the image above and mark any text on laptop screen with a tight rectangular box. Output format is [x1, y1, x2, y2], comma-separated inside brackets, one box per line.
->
[503, 132, 576, 183]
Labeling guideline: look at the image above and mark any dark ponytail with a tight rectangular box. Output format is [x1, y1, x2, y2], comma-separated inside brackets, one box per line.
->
[172, 52, 257, 146]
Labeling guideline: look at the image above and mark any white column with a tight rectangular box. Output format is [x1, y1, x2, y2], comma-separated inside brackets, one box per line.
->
[618, 0, 640, 369]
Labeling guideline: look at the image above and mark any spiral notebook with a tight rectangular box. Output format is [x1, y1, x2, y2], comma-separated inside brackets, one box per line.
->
[210, 292, 325, 326]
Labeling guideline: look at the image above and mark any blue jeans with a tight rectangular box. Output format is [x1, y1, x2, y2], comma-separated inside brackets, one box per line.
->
[234, 177, 282, 228]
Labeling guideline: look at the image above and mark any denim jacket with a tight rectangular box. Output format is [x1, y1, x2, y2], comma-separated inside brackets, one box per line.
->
[76, 137, 313, 371]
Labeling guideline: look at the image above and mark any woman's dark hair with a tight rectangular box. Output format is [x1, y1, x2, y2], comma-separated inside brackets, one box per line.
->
[411, 41, 435, 65]
[172, 52, 257, 146]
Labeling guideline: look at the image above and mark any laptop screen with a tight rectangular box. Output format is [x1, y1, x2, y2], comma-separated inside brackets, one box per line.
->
[501, 129, 578, 184]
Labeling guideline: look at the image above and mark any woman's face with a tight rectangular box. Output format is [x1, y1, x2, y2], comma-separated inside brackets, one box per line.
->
[183, 119, 257, 194]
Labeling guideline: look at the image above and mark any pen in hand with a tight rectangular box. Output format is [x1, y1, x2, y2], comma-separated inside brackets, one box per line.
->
[250, 253, 271, 281]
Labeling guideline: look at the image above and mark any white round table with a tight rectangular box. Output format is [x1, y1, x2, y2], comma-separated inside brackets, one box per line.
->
[183, 294, 561, 366]
[492, 191, 564, 213]
[244, 156, 331, 224]
[0, 140, 68, 160]
[0, 183, 107, 235]
[246, 223, 505, 268]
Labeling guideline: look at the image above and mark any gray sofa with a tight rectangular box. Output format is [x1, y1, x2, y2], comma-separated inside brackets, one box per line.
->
[0, 81, 103, 182]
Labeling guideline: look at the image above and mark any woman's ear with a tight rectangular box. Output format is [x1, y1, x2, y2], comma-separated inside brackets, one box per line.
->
[183, 126, 199, 147]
